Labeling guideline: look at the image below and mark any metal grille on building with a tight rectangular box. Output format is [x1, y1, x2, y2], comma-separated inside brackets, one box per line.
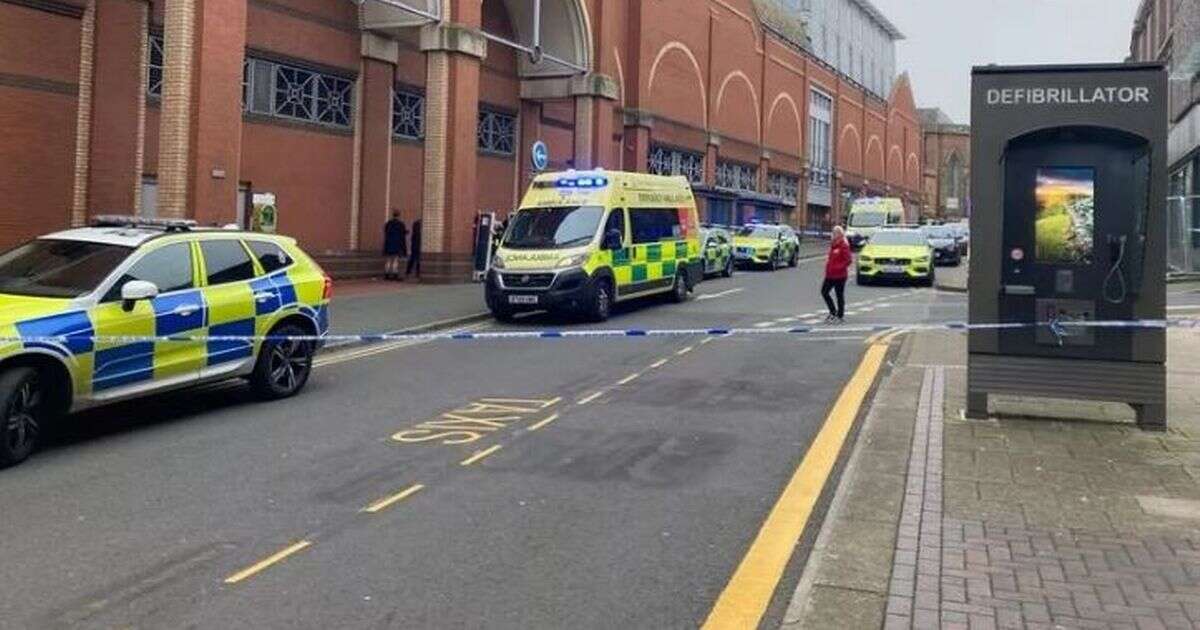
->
[716, 160, 758, 192]
[146, 34, 164, 98]
[392, 87, 425, 140]
[243, 57, 354, 129]
[648, 145, 705, 184]
[477, 107, 517, 156]
[768, 171, 800, 204]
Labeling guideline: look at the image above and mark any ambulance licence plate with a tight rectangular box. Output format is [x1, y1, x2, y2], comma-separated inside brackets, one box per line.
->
[508, 295, 539, 305]
[882, 265, 905, 274]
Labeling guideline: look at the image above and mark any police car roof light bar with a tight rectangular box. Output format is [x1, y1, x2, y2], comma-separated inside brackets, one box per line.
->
[91, 215, 197, 232]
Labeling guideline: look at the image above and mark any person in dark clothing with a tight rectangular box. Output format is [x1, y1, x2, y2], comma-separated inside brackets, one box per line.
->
[406, 219, 422, 279]
[383, 211, 408, 280]
[821, 226, 852, 323]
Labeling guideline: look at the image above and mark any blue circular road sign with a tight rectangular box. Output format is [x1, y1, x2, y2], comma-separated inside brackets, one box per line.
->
[531, 141, 549, 172]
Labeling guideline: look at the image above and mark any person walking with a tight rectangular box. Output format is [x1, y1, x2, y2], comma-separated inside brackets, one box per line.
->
[406, 218, 422, 280]
[821, 225, 852, 323]
[383, 211, 407, 280]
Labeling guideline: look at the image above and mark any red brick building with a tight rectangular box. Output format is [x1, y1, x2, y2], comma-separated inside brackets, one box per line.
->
[918, 107, 970, 220]
[0, 0, 923, 278]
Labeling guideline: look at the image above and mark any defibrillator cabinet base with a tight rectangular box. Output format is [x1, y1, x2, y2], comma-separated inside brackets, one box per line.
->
[966, 353, 1167, 430]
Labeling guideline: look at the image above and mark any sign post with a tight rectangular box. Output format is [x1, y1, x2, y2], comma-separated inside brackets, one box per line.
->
[251, 193, 277, 233]
[531, 140, 549, 173]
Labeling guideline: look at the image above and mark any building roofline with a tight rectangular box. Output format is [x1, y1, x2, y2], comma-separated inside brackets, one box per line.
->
[848, 0, 905, 40]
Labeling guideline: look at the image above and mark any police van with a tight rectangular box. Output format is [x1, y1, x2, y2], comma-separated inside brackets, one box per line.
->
[486, 170, 703, 322]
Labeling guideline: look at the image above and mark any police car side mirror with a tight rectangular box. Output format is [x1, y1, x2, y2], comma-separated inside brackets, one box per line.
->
[603, 229, 623, 251]
[120, 280, 158, 312]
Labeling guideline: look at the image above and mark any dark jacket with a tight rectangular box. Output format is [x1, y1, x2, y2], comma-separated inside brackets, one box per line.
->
[824, 236, 852, 280]
[410, 220, 423, 254]
[384, 219, 408, 256]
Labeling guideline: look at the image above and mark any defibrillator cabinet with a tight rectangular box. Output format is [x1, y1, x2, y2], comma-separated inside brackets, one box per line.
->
[968, 63, 1168, 428]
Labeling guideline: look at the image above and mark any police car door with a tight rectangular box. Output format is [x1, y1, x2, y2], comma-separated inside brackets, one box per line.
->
[90, 241, 204, 397]
[196, 238, 261, 379]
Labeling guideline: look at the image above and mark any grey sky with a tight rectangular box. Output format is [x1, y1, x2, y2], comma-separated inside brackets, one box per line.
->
[870, 0, 1141, 124]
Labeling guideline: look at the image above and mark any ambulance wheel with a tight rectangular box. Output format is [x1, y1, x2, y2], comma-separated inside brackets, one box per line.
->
[251, 324, 314, 400]
[670, 271, 689, 303]
[722, 257, 734, 278]
[0, 367, 44, 468]
[588, 278, 613, 322]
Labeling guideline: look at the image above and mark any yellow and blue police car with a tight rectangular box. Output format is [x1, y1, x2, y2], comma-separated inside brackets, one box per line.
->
[0, 217, 331, 467]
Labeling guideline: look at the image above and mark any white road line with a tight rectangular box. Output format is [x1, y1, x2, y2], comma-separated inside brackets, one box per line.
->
[1167, 305, 1200, 311]
[696, 288, 746, 301]
[754, 322, 774, 328]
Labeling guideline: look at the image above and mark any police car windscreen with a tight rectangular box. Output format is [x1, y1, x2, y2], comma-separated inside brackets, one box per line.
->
[849, 211, 887, 228]
[870, 230, 926, 246]
[503, 206, 605, 249]
[0, 239, 131, 299]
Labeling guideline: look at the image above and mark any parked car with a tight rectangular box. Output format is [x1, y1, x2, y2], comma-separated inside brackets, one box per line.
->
[700, 227, 735, 278]
[921, 225, 962, 266]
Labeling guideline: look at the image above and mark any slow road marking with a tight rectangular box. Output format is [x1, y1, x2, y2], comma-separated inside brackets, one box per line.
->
[362, 484, 425, 514]
[702, 343, 889, 630]
[224, 540, 313, 585]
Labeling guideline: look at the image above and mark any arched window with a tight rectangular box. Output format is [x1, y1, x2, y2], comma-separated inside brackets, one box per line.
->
[943, 152, 963, 205]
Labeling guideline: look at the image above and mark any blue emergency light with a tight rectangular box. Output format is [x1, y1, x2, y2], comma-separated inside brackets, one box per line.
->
[555, 176, 609, 189]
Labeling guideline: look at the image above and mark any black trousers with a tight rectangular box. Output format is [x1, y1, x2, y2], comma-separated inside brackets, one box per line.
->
[406, 250, 421, 276]
[821, 278, 846, 319]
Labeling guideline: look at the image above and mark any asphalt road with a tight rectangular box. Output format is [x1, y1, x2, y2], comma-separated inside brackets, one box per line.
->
[0, 258, 969, 630]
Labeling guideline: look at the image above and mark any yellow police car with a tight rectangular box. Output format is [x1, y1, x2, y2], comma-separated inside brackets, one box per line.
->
[486, 170, 703, 322]
[855, 227, 935, 286]
[0, 217, 331, 467]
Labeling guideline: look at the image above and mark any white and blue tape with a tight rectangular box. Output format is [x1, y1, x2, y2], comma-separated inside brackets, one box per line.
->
[0, 317, 1196, 347]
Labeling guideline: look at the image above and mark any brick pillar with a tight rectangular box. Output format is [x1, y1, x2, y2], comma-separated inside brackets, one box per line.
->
[420, 23, 485, 281]
[87, 0, 147, 217]
[799, 164, 809, 230]
[623, 109, 652, 174]
[705, 135, 720, 184]
[70, 1, 96, 227]
[357, 34, 398, 253]
[519, 100, 542, 191]
[570, 73, 619, 170]
[158, 0, 245, 221]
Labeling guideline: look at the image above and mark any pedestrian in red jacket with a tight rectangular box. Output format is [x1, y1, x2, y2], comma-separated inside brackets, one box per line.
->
[822, 226, 852, 323]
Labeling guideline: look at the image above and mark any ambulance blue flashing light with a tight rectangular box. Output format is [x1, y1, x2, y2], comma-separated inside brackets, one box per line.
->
[555, 175, 610, 189]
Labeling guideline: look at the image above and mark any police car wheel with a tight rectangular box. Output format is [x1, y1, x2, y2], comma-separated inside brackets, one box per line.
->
[589, 279, 612, 322]
[0, 368, 43, 468]
[856, 273, 870, 286]
[251, 325, 314, 400]
[788, 250, 799, 267]
[722, 258, 734, 278]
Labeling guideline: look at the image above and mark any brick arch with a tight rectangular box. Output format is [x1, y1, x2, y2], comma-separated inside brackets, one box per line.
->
[647, 42, 707, 128]
[713, 70, 761, 143]
[887, 145, 904, 186]
[838, 124, 862, 172]
[765, 92, 803, 157]
[865, 135, 885, 181]
[906, 152, 921, 190]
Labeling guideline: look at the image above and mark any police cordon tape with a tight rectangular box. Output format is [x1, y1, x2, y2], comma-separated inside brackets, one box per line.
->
[2, 317, 1198, 348]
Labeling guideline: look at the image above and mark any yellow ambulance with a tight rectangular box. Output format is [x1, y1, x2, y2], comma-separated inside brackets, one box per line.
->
[486, 170, 703, 322]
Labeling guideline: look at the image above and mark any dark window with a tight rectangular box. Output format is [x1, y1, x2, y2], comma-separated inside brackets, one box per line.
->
[200, 240, 255, 285]
[0, 240, 131, 299]
[603, 209, 626, 241]
[246, 240, 293, 274]
[393, 87, 425, 140]
[629, 208, 683, 245]
[243, 57, 353, 129]
[648, 145, 705, 184]
[477, 108, 516, 156]
[147, 34, 164, 98]
[105, 242, 193, 301]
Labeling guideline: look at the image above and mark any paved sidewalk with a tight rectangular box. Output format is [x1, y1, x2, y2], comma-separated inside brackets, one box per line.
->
[784, 328, 1200, 629]
[328, 280, 487, 341]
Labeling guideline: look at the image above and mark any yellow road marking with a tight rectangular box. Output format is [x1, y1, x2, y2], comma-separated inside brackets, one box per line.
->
[649, 358, 670, 369]
[618, 373, 641, 385]
[702, 343, 889, 630]
[863, 327, 894, 346]
[526, 413, 560, 432]
[460, 444, 502, 466]
[362, 484, 425, 514]
[676, 346, 694, 356]
[881, 328, 908, 345]
[223, 540, 313, 585]
[577, 391, 603, 405]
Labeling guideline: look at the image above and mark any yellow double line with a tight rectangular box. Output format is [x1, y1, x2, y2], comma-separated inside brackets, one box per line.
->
[702, 343, 889, 629]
